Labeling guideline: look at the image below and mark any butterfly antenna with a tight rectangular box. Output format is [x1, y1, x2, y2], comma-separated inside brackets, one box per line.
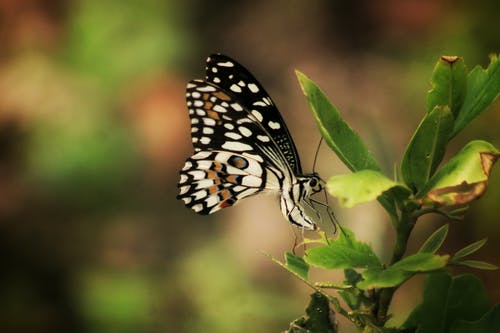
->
[312, 137, 324, 174]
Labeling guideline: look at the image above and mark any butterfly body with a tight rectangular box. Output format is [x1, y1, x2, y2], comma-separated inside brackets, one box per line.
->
[177, 54, 323, 230]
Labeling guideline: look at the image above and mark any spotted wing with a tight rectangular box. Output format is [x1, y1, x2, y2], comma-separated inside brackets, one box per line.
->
[186, 80, 290, 173]
[204, 54, 302, 174]
[177, 151, 280, 214]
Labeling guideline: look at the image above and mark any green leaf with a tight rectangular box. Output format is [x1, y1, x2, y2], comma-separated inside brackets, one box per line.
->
[452, 54, 500, 138]
[338, 269, 364, 310]
[357, 268, 412, 290]
[305, 227, 381, 270]
[453, 239, 487, 260]
[419, 224, 449, 254]
[357, 253, 449, 290]
[451, 303, 500, 333]
[426, 56, 467, 117]
[286, 292, 337, 333]
[454, 260, 498, 270]
[327, 170, 411, 208]
[391, 253, 449, 271]
[417, 140, 500, 206]
[296, 71, 380, 172]
[401, 105, 454, 192]
[285, 252, 310, 280]
[402, 272, 490, 333]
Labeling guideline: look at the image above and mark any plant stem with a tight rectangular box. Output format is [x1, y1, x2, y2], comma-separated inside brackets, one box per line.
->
[375, 205, 417, 325]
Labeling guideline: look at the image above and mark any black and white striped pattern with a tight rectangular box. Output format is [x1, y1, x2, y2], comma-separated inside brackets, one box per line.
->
[177, 54, 323, 230]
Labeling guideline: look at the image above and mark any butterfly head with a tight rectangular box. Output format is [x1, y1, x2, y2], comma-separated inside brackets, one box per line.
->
[301, 173, 323, 195]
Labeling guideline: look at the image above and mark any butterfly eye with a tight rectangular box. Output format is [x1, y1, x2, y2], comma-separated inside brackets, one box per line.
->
[309, 178, 318, 187]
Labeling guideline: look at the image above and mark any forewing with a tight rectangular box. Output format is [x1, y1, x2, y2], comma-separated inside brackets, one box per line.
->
[204, 54, 302, 174]
[186, 80, 287, 171]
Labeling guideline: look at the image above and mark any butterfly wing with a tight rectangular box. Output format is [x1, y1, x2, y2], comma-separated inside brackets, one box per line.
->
[205, 54, 302, 174]
[177, 150, 280, 214]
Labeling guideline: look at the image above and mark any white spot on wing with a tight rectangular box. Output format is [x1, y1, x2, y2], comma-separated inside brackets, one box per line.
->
[238, 126, 252, 137]
[194, 100, 203, 107]
[251, 110, 263, 122]
[230, 84, 242, 93]
[238, 80, 246, 87]
[242, 175, 262, 187]
[191, 92, 201, 98]
[179, 174, 188, 183]
[257, 135, 270, 142]
[200, 137, 211, 144]
[196, 179, 214, 189]
[213, 105, 226, 112]
[224, 123, 234, 130]
[182, 196, 192, 204]
[197, 160, 212, 169]
[248, 83, 259, 93]
[203, 118, 216, 126]
[222, 141, 253, 151]
[192, 151, 211, 159]
[196, 109, 206, 116]
[197, 85, 216, 92]
[225, 132, 242, 140]
[193, 190, 207, 200]
[202, 127, 214, 134]
[213, 77, 221, 83]
[192, 204, 203, 212]
[206, 196, 218, 207]
[231, 103, 243, 111]
[253, 101, 266, 107]
[189, 170, 205, 179]
[217, 61, 234, 67]
[268, 121, 281, 129]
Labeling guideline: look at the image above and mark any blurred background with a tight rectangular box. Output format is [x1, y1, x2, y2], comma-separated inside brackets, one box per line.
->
[0, 0, 498, 332]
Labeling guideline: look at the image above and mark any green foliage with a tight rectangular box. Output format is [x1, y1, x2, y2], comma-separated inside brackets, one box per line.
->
[296, 71, 380, 172]
[426, 56, 467, 117]
[305, 227, 381, 270]
[418, 224, 449, 254]
[276, 55, 500, 332]
[357, 253, 449, 290]
[327, 170, 410, 208]
[401, 273, 491, 333]
[450, 304, 500, 333]
[286, 293, 338, 333]
[401, 105, 454, 192]
[452, 55, 500, 138]
[285, 252, 310, 280]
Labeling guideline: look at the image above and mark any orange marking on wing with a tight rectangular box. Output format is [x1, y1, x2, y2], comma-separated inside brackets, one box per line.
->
[213, 161, 223, 173]
[202, 93, 210, 100]
[226, 175, 239, 184]
[219, 200, 232, 208]
[208, 185, 219, 194]
[220, 189, 231, 200]
[204, 101, 213, 109]
[207, 170, 222, 185]
[213, 91, 231, 101]
[234, 159, 246, 168]
[207, 110, 220, 120]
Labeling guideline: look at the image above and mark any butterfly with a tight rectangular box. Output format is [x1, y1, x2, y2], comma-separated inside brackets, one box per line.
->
[177, 54, 327, 230]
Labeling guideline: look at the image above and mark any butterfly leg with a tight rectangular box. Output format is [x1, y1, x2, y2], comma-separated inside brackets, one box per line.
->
[310, 198, 337, 233]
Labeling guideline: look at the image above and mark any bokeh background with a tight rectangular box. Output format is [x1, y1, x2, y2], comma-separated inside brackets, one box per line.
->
[0, 0, 499, 332]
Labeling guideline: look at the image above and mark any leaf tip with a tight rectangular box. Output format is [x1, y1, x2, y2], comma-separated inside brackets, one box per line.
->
[440, 55, 460, 64]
